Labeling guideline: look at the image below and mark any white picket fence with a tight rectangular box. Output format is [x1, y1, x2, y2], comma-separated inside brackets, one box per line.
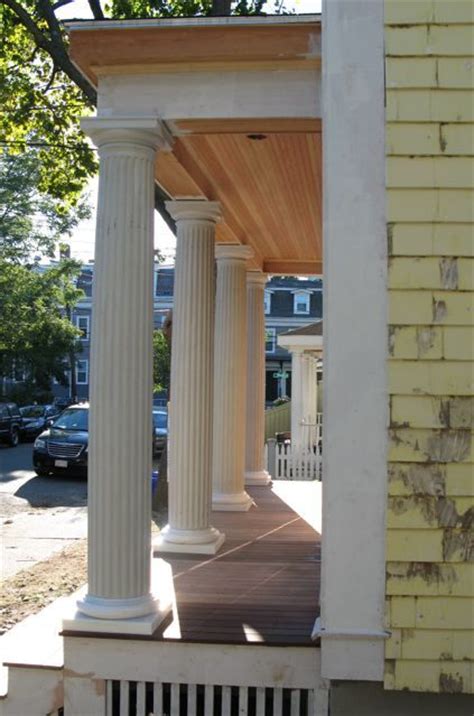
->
[274, 443, 322, 481]
[266, 414, 323, 481]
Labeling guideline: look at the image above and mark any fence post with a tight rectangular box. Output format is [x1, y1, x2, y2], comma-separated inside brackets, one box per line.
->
[266, 438, 277, 481]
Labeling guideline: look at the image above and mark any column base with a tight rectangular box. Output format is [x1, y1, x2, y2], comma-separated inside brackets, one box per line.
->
[62, 559, 173, 636]
[212, 490, 254, 512]
[245, 470, 272, 486]
[153, 525, 226, 555]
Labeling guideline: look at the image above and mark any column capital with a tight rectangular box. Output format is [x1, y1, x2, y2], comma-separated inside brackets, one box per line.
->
[291, 347, 305, 357]
[216, 244, 254, 263]
[81, 116, 173, 152]
[246, 270, 268, 288]
[165, 200, 222, 224]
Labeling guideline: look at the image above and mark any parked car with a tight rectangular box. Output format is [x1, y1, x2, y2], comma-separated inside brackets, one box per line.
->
[153, 409, 168, 457]
[52, 397, 73, 411]
[0, 402, 23, 447]
[33, 403, 89, 478]
[20, 404, 61, 441]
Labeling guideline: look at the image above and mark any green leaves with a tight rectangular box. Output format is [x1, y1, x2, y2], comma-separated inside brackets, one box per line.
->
[1, 1, 97, 205]
[153, 328, 170, 395]
[0, 259, 84, 390]
[0, 150, 91, 263]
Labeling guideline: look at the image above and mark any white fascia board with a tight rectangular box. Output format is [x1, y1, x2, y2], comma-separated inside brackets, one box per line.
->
[65, 15, 321, 33]
[277, 335, 323, 351]
[97, 69, 321, 121]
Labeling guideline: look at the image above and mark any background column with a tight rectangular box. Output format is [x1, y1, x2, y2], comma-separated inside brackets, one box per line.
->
[212, 245, 254, 511]
[154, 201, 225, 554]
[290, 348, 305, 451]
[74, 117, 171, 629]
[245, 271, 272, 486]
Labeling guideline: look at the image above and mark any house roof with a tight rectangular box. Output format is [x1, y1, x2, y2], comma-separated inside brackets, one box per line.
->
[66, 16, 323, 277]
[277, 320, 323, 352]
[281, 321, 323, 337]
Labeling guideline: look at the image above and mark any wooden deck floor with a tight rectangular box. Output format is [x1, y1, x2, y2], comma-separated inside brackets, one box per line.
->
[156, 482, 321, 647]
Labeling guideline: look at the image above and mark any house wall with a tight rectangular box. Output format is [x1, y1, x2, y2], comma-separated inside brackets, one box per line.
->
[384, 0, 474, 695]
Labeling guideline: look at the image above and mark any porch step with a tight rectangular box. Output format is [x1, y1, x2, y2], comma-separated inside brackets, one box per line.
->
[0, 592, 78, 716]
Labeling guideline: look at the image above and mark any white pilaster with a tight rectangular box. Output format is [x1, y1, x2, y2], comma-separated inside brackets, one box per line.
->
[245, 271, 272, 486]
[69, 117, 172, 634]
[154, 201, 225, 554]
[212, 245, 254, 511]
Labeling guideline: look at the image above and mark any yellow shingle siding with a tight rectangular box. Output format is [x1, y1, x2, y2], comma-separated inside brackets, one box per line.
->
[385, 0, 474, 695]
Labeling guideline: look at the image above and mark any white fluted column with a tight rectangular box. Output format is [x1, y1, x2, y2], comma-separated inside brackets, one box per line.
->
[290, 348, 305, 451]
[212, 245, 254, 511]
[154, 201, 225, 554]
[245, 271, 272, 486]
[69, 117, 173, 634]
[310, 356, 319, 423]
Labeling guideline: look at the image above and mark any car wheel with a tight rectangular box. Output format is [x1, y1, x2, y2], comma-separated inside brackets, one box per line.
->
[8, 427, 19, 447]
[35, 468, 50, 477]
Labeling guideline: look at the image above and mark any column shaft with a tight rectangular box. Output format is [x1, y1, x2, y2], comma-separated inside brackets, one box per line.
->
[155, 202, 225, 554]
[291, 350, 305, 451]
[212, 246, 253, 510]
[245, 272, 271, 485]
[75, 118, 172, 628]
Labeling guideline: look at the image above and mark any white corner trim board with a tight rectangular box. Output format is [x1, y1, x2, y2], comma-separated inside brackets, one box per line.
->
[320, 0, 388, 683]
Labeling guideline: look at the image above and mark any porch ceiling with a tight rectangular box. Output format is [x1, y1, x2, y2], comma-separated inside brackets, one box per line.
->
[68, 17, 322, 275]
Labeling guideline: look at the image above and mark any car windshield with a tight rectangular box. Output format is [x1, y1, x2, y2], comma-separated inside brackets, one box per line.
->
[53, 408, 88, 431]
[153, 412, 167, 429]
[20, 406, 45, 418]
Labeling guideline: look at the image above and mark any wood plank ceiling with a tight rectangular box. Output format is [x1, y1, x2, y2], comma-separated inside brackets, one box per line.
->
[68, 19, 322, 275]
[158, 127, 322, 273]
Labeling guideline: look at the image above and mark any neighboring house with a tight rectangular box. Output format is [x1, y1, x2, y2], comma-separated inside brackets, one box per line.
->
[264, 276, 322, 402]
[48, 263, 175, 402]
[50, 267, 322, 405]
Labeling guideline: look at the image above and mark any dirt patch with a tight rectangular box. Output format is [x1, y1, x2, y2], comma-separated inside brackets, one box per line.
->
[0, 510, 166, 636]
[0, 539, 87, 636]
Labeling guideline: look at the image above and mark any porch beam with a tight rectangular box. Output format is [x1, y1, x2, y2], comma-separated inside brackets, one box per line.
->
[263, 259, 323, 276]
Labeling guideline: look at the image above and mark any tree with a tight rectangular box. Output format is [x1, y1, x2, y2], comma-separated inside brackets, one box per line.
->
[0, 259, 84, 398]
[0, 150, 90, 263]
[1, 0, 267, 212]
[153, 328, 171, 395]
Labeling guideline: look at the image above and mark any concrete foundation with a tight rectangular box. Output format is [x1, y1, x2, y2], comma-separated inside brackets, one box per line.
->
[329, 681, 473, 716]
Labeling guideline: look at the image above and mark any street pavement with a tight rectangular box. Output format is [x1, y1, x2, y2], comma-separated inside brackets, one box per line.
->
[0, 443, 88, 580]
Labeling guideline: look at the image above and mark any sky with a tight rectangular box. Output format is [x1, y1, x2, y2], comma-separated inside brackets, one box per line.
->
[58, 0, 322, 264]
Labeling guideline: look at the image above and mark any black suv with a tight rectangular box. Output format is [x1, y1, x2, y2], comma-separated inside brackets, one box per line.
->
[0, 402, 23, 447]
[33, 403, 88, 477]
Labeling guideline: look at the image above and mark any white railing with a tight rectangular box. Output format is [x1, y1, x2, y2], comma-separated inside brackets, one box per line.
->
[274, 443, 322, 481]
[267, 414, 322, 481]
[301, 414, 323, 452]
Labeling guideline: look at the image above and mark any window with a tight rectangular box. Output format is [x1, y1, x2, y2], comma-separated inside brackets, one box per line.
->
[12, 362, 25, 382]
[76, 315, 90, 341]
[264, 290, 272, 315]
[76, 360, 89, 385]
[265, 328, 276, 353]
[293, 291, 310, 315]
